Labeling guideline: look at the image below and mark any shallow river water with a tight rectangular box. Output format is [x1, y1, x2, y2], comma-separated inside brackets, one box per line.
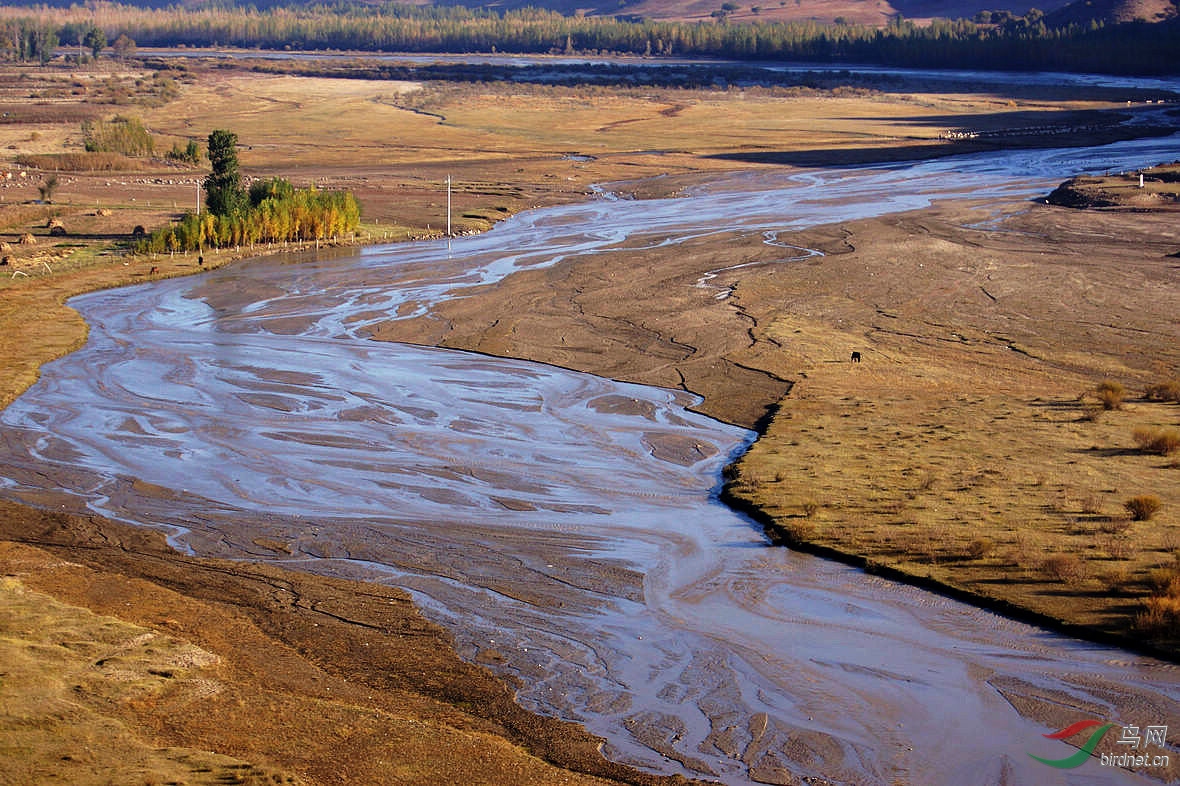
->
[4, 134, 1180, 784]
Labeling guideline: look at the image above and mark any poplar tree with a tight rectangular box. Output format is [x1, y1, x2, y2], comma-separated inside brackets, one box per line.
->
[204, 129, 246, 217]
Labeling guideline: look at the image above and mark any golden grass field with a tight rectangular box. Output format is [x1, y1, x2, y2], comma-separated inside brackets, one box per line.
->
[1, 53, 1178, 784]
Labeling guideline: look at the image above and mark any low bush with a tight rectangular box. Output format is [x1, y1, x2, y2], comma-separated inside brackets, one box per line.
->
[166, 139, 202, 165]
[1096, 380, 1126, 410]
[1144, 379, 1180, 403]
[1099, 516, 1133, 534]
[966, 537, 995, 559]
[1125, 495, 1162, 521]
[1137, 575, 1180, 635]
[1040, 553, 1087, 584]
[1133, 426, 1180, 455]
[1079, 493, 1105, 515]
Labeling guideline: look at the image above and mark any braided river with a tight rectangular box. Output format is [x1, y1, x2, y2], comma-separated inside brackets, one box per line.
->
[3, 128, 1180, 783]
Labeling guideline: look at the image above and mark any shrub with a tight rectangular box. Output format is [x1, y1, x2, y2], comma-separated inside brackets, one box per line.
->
[1040, 553, 1087, 584]
[781, 520, 815, 542]
[1099, 515, 1133, 534]
[1080, 493, 1104, 515]
[1133, 427, 1180, 455]
[1144, 379, 1180, 403]
[966, 537, 995, 559]
[1100, 536, 1131, 560]
[1101, 566, 1129, 591]
[1125, 495, 1162, 521]
[1096, 380, 1126, 410]
[37, 174, 58, 203]
[1147, 566, 1179, 592]
[1137, 594, 1180, 634]
[1137, 575, 1180, 634]
[166, 139, 202, 165]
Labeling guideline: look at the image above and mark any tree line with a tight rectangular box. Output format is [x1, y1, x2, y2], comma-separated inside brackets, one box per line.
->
[2, 4, 1177, 75]
[1, 16, 134, 63]
[138, 130, 361, 254]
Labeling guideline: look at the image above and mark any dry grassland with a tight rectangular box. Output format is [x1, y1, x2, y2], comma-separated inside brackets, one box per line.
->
[717, 204, 1180, 652]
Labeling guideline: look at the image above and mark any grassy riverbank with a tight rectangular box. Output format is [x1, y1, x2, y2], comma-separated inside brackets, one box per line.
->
[2, 52, 1179, 783]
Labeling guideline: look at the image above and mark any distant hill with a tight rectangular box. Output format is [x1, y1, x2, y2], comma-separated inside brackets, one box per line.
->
[1046, 0, 1178, 25]
[478, 0, 1177, 25]
[598, 0, 1075, 26]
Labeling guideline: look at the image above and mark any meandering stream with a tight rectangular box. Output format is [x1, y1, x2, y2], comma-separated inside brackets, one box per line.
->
[3, 132, 1180, 784]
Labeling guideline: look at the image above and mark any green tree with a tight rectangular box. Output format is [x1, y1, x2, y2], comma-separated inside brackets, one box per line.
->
[28, 24, 58, 66]
[204, 129, 246, 217]
[84, 26, 107, 59]
[249, 176, 295, 207]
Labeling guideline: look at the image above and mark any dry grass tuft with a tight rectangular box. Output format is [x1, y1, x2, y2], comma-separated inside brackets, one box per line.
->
[1079, 493, 1105, 515]
[1099, 515, 1134, 535]
[14, 152, 142, 172]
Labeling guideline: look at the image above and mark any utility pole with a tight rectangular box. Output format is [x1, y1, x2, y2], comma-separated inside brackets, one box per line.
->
[446, 175, 452, 238]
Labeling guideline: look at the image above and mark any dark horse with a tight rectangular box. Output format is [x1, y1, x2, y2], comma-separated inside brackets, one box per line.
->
[851, 351, 862, 363]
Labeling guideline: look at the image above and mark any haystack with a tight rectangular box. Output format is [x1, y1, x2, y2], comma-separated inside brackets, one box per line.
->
[17, 233, 36, 245]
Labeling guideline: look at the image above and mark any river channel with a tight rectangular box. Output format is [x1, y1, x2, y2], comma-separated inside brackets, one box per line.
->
[3, 131, 1180, 784]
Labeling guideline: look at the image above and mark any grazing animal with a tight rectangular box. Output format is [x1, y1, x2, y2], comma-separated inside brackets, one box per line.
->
[851, 351, 862, 363]
[197, 255, 204, 267]
[149, 266, 159, 275]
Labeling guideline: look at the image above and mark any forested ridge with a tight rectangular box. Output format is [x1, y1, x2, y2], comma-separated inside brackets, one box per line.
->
[1, 3, 1177, 74]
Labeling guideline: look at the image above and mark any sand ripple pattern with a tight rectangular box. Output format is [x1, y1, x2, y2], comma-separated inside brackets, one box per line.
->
[4, 135, 1180, 784]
